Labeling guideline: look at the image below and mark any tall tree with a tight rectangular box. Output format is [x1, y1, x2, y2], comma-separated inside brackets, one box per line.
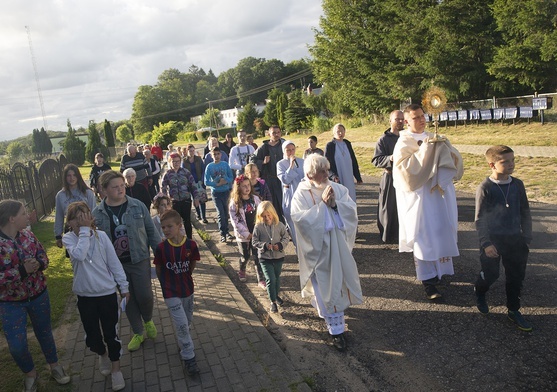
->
[39, 127, 52, 153]
[310, 0, 502, 113]
[85, 121, 109, 164]
[62, 119, 86, 165]
[103, 119, 115, 148]
[488, 0, 557, 93]
[284, 90, 312, 133]
[275, 92, 288, 130]
[31, 129, 40, 154]
[237, 101, 258, 132]
[419, 0, 498, 100]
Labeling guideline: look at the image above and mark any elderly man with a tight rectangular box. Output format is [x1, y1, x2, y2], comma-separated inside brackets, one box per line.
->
[372, 110, 404, 243]
[291, 154, 363, 352]
[120, 144, 152, 192]
[251, 125, 285, 221]
[392, 104, 463, 300]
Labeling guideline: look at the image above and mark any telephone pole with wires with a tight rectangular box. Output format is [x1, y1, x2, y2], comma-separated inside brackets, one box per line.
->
[25, 25, 48, 131]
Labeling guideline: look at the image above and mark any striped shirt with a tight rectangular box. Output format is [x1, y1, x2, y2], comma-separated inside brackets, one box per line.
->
[153, 238, 199, 299]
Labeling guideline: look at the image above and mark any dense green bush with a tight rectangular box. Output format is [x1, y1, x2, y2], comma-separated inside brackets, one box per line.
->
[313, 117, 333, 133]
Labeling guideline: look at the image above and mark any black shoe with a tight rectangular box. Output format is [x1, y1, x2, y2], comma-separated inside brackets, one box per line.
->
[507, 310, 532, 332]
[202, 218, 209, 224]
[424, 284, 442, 300]
[332, 333, 347, 352]
[226, 233, 235, 241]
[270, 302, 278, 313]
[475, 289, 489, 314]
[276, 296, 284, 306]
[196, 215, 201, 220]
[220, 236, 226, 243]
[184, 357, 200, 376]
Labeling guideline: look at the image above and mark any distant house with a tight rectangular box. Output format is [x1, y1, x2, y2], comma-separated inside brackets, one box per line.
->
[191, 103, 266, 128]
[49, 134, 88, 153]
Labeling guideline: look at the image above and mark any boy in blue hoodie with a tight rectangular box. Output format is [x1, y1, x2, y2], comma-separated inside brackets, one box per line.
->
[204, 147, 234, 242]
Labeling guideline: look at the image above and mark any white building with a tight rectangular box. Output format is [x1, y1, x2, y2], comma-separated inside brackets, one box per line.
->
[191, 103, 266, 128]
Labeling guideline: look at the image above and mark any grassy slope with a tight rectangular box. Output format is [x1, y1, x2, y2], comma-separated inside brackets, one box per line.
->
[237, 120, 557, 204]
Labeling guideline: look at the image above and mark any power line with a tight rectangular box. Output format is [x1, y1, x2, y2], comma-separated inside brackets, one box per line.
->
[137, 68, 313, 120]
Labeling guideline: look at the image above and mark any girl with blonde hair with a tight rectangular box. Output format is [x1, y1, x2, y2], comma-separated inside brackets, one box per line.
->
[252, 201, 289, 313]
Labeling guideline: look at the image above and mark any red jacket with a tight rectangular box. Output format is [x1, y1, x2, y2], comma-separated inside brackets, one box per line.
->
[151, 146, 164, 161]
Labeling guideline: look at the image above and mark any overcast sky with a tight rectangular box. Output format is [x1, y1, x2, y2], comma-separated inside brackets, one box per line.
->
[0, 1, 323, 142]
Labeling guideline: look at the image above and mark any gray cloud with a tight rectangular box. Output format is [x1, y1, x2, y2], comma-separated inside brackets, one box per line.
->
[0, 0, 322, 141]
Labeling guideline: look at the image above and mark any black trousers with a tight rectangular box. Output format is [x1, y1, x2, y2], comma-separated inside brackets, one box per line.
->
[173, 199, 193, 239]
[237, 241, 264, 280]
[77, 293, 121, 361]
[474, 235, 529, 311]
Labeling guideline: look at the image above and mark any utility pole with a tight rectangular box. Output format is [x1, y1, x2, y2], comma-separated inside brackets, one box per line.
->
[25, 26, 48, 131]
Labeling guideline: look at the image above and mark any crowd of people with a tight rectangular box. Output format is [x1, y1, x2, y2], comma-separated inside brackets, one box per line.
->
[0, 110, 534, 391]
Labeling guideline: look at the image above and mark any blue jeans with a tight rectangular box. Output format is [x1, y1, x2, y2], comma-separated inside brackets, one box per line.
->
[0, 289, 58, 373]
[212, 190, 230, 236]
[164, 295, 195, 360]
[260, 258, 284, 302]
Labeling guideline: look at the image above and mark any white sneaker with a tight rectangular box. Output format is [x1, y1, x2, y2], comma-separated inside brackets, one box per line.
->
[23, 375, 38, 392]
[99, 354, 111, 376]
[50, 365, 71, 385]
[111, 371, 125, 391]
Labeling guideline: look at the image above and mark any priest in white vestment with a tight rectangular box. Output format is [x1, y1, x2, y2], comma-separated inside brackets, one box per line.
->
[393, 104, 463, 300]
[291, 154, 363, 351]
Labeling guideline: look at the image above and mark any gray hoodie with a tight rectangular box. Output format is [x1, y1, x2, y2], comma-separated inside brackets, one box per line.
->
[252, 221, 289, 260]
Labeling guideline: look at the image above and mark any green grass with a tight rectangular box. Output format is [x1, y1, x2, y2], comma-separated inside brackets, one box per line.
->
[214, 253, 227, 267]
[77, 162, 120, 180]
[0, 219, 73, 392]
[196, 229, 211, 241]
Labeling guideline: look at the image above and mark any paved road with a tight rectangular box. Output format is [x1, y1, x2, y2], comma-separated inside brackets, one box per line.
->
[57, 143, 556, 391]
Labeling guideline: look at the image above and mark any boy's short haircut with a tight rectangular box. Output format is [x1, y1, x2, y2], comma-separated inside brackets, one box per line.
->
[95, 152, 104, 159]
[308, 135, 317, 143]
[404, 103, 423, 113]
[485, 145, 514, 163]
[160, 209, 182, 226]
[211, 146, 221, 153]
